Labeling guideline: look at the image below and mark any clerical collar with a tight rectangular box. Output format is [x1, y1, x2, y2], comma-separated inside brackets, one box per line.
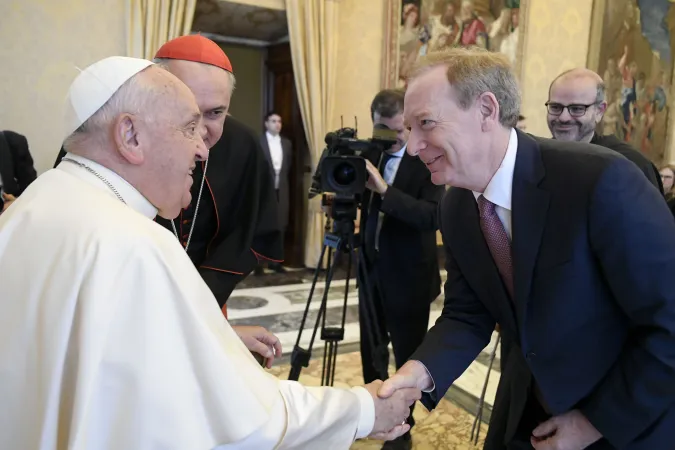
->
[57, 152, 158, 219]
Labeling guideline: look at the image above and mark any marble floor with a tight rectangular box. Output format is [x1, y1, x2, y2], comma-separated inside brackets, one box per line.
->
[269, 351, 488, 449]
[229, 268, 500, 447]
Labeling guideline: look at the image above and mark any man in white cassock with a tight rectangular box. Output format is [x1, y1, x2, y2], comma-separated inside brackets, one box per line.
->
[0, 57, 420, 450]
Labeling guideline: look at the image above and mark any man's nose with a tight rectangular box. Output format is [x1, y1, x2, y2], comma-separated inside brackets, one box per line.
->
[195, 138, 209, 162]
[406, 131, 422, 156]
[558, 108, 573, 121]
[198, 120, 208, 141]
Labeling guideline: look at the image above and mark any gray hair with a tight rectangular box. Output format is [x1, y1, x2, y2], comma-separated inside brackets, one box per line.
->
[152, 57, 237, 93]
[63, 71, 151, 152]
[409, 46, 521, 128]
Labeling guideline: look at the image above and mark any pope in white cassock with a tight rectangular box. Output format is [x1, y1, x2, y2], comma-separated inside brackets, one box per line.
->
[0, 57, 420, 449]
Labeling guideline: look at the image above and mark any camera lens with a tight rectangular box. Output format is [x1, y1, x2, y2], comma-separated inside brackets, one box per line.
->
[332, 162, 356, 186]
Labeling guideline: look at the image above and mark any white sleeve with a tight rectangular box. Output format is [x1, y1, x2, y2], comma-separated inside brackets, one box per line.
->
[217, 384, 374, 450]
[77, 237, 373, 450]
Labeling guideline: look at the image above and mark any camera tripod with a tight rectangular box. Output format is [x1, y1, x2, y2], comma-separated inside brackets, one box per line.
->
[288, 202, 388, 385]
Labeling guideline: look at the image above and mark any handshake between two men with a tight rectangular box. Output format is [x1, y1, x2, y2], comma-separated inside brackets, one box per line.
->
[236, 323, 422, 441]
[365, 360, 433, 441]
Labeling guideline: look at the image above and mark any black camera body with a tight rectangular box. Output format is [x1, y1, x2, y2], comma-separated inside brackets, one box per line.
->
[309, 127, 397, 202]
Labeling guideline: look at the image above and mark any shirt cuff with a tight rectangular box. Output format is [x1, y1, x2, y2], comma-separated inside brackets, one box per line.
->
[351, 386, 375, 439]
[413, 360, 436, 393]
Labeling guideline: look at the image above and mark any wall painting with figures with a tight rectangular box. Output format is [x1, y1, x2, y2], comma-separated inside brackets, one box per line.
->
[589, 0, 675, 165]
[381, 0, 528, 89]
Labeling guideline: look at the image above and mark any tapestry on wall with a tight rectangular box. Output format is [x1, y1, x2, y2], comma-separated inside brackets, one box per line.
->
[590, 0, 674, 165]
[381, 0, 528, 88]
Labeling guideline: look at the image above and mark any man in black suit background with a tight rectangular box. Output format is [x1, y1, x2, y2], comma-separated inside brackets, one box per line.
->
[379, 47, 675, 449]
[546, 68, 662, 192]
[0, 130, 37, 213]
[356, 89, 444, 450]
[259, 112, 292, 273]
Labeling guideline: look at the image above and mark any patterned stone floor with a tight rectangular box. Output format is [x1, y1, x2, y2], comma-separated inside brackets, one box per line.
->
[269, 351, 488, 449]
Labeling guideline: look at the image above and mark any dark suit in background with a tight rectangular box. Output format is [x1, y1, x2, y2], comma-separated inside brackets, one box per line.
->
[0, 131, 37, 196]
[590, 133, 663, 192]
[358, 150, 444, 430]
[260, 133, 292, 233]
[413, 130, 675, 449]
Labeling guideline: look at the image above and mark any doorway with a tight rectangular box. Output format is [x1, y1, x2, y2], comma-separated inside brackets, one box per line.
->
[265, 42, 311, 268]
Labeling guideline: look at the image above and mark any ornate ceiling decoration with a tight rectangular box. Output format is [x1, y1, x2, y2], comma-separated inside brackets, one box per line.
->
[192, 0, 288, 42]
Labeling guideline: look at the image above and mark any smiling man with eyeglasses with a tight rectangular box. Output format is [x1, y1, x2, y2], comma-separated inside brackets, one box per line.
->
[546, 67, 662, 192]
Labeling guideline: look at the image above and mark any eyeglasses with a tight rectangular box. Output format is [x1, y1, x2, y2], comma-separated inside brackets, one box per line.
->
[545, 102, 598, 117]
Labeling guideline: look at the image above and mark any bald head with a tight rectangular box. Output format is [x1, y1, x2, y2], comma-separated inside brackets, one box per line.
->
[547, 67, 607, 143]
[550, 68, 605, 104]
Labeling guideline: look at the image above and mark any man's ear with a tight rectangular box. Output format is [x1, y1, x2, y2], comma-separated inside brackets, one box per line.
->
[114, 114, 144, 165]
[595, 102, 608, 123]
[477, 92, 500, 131]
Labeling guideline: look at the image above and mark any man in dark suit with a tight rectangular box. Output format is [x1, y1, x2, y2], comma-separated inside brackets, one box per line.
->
[0, 130, 37, 212]
[546, 68, 662, 192]
[259, 112, 292, 273]
[379, 47, 675, 450]
[356, 89, 444, 450]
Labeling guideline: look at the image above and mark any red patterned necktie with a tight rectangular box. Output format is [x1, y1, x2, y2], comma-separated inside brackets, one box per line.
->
[477, 195, 514, 299]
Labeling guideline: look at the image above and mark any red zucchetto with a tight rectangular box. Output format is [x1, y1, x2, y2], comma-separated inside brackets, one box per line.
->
[155, 35, 233, 73]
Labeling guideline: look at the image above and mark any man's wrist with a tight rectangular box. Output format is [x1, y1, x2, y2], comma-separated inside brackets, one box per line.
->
[351, 386, 375, 439]
[409, 360, 434, 392]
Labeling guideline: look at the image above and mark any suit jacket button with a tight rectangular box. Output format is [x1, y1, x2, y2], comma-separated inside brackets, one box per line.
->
[526, 352, 536, 360]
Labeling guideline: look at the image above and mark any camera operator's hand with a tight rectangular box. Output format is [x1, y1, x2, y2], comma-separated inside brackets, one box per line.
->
[321, 194, 334, 216]
[365, 160, 388, 195]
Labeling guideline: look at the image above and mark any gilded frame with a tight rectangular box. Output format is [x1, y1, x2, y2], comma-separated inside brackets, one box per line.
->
[586, 0, 675, 163]
[381, 0, 531, 88]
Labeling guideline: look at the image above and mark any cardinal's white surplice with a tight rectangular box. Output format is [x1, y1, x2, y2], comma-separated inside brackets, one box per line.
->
[0, 153, 374, 450]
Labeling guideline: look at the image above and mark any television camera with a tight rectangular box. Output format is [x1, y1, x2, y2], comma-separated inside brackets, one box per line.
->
[288, 123, 398, 385]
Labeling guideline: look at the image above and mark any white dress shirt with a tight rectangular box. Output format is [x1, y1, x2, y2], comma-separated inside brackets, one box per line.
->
[471, 127, 518, 239]
[266, 131, 283, 189]
[382, 145, 406, 185]
[420, 128, 518, 393]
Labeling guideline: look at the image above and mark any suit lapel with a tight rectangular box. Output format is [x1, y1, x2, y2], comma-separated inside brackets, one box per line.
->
[511, 131, 549, 327]
[260, 136, 272, 167]
[282, 138, 290, 166]
[453, 190, 518, 332]
[376, 153, 413, 230]
[391, 152, 414, 192]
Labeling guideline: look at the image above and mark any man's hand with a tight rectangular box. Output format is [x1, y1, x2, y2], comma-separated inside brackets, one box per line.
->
[232, 325, 282, 369]
[321, 194, 334, 216]
[378, 360, 434, 399]
[2, 193, 16, 212]
[364, 380, 421, 441]
[365, 160, 388, 195]
[531, 409, 602, 450]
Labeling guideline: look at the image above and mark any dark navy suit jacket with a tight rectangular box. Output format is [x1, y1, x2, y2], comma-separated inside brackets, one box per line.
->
[411, 130, 675, 449]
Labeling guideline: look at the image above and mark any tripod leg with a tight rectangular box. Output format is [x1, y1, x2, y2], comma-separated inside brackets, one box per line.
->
[288, 243, 330, 381]
[293, 243, 330, 349]
[471, 333, 500, 444]
[327, 234, 357, 386]
[356, 249, 390, 378]
[310, 246, 341, 350]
